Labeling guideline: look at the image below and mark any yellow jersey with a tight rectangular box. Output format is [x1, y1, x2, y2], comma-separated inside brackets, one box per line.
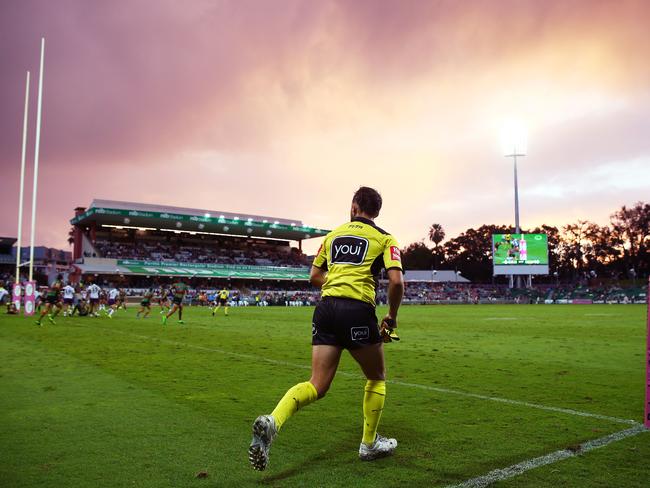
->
[219, 290, 229, 300]
[312, 216, 402, 306]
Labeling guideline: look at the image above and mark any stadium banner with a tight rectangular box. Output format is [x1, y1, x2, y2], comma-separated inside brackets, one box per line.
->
[23, 281, 36, 316]
[492, 233, 550, 276]
[117, 260, 310, 280]
[12, 283, 21, 311]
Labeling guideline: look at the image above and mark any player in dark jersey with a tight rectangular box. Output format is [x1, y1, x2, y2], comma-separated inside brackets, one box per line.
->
[36, 274, 64, 326]
[162, 280, 188, 325]
[117, 288, 127, 310]
[248, 187, 405, 470]
[137, 289, 154, 318]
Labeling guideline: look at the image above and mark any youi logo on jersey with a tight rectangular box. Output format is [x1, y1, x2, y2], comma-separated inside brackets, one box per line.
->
[330, 236, 369, 265]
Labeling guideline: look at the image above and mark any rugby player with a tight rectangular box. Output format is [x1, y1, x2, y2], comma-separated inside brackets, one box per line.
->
[86, 281, 102, 317]
[36, 274, 64, 326]
[107, 286, 120, 318]
[62, 282, 75, 316]
[162, 280, 188, 325]
[136, 288, 154, 318]
[248, 186, 404, 470]
[117, 288, 127, 310]
[158, 286, 170, 314]
[212, 288, 230, 316]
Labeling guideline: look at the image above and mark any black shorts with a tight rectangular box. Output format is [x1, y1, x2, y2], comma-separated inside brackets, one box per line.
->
[64, 298, 74, 305]
[312, 297, 382, 350]
[140, 300, 150, 307]
[219, 298, 227, 306]
[46, 295, 59, 305]
[173, 297, 183, 305]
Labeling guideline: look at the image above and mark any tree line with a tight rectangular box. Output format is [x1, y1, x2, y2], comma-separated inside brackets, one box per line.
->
[401, 202, 650, 283]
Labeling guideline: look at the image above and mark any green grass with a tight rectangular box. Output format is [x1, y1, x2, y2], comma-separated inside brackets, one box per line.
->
[0, 304, 648, 487]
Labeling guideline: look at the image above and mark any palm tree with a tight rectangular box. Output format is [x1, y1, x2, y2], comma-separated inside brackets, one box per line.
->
[428, 223, 445, 270]
[428, 224, 445, 248]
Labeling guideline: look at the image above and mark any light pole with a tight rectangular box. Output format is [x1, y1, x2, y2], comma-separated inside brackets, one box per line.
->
[502, 121, 527, 289]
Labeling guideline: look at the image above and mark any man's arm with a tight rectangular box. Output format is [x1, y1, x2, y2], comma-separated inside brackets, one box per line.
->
[309, 266, 327, 289]
[384, 268, 404, 326]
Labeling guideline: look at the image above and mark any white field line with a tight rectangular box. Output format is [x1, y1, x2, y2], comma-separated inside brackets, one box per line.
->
[446, 424, 648, 488]
[102, 328, 639, 426]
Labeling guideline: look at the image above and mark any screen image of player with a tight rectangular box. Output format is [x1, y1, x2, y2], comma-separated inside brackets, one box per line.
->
[492, 234, 548, 265]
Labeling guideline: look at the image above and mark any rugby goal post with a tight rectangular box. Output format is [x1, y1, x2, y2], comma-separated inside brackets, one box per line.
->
[646, 276, 650, 428]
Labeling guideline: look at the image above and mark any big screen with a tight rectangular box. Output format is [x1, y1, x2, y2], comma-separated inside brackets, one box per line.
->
[492, 233, 548, 266]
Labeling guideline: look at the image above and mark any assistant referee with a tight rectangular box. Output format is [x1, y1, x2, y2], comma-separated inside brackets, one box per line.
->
[248, 186, 405, 470]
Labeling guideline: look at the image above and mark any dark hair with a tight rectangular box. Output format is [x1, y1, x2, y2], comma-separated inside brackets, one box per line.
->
[352, 186, 382, 218]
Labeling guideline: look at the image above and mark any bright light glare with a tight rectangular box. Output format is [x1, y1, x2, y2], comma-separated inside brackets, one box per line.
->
[500, 119, 528, 155]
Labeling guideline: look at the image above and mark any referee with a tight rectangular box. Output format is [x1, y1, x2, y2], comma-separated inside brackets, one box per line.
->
[249, 186, 405, 470]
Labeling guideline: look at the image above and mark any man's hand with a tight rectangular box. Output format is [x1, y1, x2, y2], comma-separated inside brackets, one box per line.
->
[380, 315, 400, 342]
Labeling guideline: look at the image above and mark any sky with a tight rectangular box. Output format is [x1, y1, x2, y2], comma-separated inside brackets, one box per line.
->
[1, 0, 649, 254]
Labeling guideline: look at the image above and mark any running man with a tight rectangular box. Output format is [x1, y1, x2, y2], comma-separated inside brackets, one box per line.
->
[212, 288, 229, 316]
[119, 288, 128, 309]
[36, 275, 65, 326]
[107, 287, 120, 318]
[87, 282, 102, 317]
[162, 280, 188, 325]
[248, 186, 405, 470]
[62, 282, 75, 316]
[158, 286, 170, 314]
[136, 288, 154, 318]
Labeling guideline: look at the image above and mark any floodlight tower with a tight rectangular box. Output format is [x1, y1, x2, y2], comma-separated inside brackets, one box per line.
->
[501, 122, 527, 288]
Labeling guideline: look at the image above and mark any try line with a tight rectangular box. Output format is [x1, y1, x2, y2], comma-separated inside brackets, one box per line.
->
[446, 423, 648, 487]
[99, 326, 638, 426]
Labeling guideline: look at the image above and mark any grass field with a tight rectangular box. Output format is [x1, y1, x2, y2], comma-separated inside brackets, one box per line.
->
[1, 304, 648, 487]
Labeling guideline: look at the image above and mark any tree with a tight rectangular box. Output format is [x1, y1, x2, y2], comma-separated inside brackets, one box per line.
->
[401, 241, 434, 270]
[610, 202, 650, 277]
[428, 224, 445, 248]
[428, 223, 445, 268]
[67, 227, 76, 246]
[443, 224, 512, 281]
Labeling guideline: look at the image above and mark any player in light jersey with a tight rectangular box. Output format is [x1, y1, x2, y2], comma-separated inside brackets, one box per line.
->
[62, 283, 76, 317]
[158, 287, 170, 314]
[0, 282, 8, 305]
[107, 287, 120, 318]
[87, 282, 102, 317]
[519, 236, 527, 262]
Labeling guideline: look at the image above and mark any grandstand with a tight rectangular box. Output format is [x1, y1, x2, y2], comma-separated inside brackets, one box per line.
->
[69, 199, 330, 285]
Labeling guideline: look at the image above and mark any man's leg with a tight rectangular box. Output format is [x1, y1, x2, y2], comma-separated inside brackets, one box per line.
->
[249, 345, 342, 471]
[271, 345, 341, 428]
[350, 342, 396, 459]
[178, 304, 184, 323]
[36, 303, 50, 325]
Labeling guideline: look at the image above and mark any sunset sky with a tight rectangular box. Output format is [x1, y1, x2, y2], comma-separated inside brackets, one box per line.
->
[1, 0, 649, 254]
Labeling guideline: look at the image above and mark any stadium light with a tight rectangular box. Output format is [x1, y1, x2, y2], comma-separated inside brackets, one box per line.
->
[501, 119, 527, 288]
[204, 213, 211, 218]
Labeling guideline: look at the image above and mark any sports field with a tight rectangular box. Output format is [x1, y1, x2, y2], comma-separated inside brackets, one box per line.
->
[1, 304, 648, 487]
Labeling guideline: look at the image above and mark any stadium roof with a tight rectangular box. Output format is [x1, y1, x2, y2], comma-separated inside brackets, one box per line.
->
[403, 270, 470, 283]
[0, 237, 17, 247]
[71, 199, 330, 241]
